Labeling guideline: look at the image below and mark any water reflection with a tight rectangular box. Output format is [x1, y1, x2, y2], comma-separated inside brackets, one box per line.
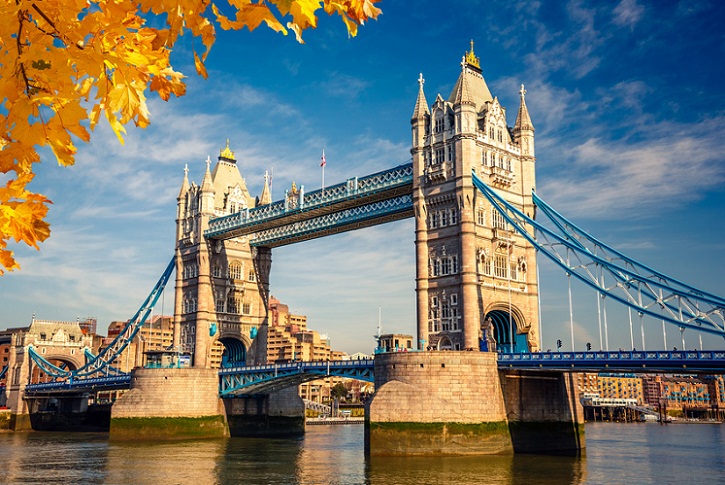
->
[366, 453, 585, 485]
[10, 424, 725, 484]
[104, 438, 227, 484]
[0, 432, 110, 483]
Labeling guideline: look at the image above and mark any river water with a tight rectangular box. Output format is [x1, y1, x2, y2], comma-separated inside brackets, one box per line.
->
[1, 422, 724, 484]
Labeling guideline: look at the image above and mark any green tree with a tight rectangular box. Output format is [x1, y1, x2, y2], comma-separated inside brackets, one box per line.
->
[331, 383, 348, 401]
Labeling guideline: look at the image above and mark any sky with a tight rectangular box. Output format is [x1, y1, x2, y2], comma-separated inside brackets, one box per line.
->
[1, 0, 724, 355]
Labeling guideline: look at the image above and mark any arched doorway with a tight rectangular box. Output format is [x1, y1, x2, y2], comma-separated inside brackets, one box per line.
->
[217, 336, 247, 368]
[484, 309, 529, 353]
[437, 335, 453, 350]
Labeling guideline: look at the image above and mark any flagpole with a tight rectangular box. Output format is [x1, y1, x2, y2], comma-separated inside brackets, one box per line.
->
[270, 166, 273, 200]
[321, 149, 326, 194]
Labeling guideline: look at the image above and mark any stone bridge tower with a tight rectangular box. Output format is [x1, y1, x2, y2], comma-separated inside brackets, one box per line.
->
[411, 43, 540, 353]
[174, 141, 272, 368]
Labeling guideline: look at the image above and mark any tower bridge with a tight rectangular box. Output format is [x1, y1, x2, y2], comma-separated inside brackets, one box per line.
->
[3, 43, 725, 455]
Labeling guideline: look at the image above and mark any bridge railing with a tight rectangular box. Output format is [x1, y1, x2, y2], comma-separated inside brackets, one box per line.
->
[206, 163, 413, 238]
[498, 350, 725, 371]
[219, 359, 376, 375]
[23, 374, 132, 393]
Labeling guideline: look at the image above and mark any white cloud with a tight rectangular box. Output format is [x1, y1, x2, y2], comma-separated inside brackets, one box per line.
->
[613, 0, 645, 28]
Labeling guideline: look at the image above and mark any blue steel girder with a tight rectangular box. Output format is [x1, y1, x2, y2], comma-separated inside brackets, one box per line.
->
[219, 360, 375, 396]
[25, 258, 176, 381]
[471, 172, 725, 339]
[23, 374, 132, 395]
[205, 163, 414, 241]
[248, 194, 413, 248]
[498, 350, 725, 373]
[0, 364, 7, 380]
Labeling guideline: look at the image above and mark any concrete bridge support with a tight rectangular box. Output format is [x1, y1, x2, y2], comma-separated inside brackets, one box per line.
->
[224, 386, 305, 438]
[499, 369, 585, 454]
[365, 352, 584, 456]
[109, 367, 306, 440]
[109, 367, 228, 440]
[366, 351, 513, 456]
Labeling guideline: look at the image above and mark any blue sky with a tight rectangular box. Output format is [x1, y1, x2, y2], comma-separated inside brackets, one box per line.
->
[1, 0, 724, 355]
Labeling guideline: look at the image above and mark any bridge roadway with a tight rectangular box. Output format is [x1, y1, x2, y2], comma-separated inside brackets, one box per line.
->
[17, 350, 725, 397]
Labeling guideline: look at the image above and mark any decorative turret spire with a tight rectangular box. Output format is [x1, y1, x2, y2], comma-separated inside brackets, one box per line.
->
[178, 163, 190, 198]
[258, 170, 272, 206]
[514, 84, 535, 133]
[219, 138, 236, 162]
[201, 156, 214, 193]
[411, 72, 430, 119]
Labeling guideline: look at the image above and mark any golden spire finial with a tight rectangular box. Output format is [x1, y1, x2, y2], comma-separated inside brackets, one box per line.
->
[220, 138, 235, 160]
[465, 39, 480, 70]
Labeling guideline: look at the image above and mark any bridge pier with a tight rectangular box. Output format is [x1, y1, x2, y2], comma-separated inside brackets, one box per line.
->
[109, 367, 228, 440]
[224, 387, 305, 438]
[366, 351, 513, 455]
[499, 369, 585, 454]
[365, 352, 584, 456]
[24, 394, 112, 432]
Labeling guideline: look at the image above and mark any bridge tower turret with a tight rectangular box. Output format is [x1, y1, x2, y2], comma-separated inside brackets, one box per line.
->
[411, 72, 431, 350]
[174, 141, 271, 368]
[410, 42, 541, 352]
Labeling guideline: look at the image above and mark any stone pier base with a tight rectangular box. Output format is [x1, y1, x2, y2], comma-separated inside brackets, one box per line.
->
[365, 352, 513, 456]
[365, 352, 585, 456]
[500, 369, 585, 455]
[225, 386, 305, 437]
[109, 367, 228, 440]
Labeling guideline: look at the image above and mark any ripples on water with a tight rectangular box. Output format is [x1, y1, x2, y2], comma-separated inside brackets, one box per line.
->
[0, 423, 723, 484]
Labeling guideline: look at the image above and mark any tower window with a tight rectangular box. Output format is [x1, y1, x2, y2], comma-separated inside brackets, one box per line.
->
[430, 212, 439, 229]
[435, 148, 444, 163]
[494, 255, 508, 278]
[229, 262, 242, 280]
[449, 208, 458, 225]
[493, 211, 507, 230]
[435, 116, 444, 133]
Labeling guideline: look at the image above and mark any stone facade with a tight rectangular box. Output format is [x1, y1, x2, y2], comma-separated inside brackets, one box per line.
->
[175, 142, 273, 368]
[411, 43, 540, 353]
[4, 319, 95, 430]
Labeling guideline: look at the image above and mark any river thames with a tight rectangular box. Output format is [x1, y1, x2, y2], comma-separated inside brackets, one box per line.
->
[1, 422, 724, 484]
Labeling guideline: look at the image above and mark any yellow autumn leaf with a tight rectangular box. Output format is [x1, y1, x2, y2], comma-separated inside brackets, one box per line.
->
[194, 50, 209, 79]
[0, 0, 381, 274]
